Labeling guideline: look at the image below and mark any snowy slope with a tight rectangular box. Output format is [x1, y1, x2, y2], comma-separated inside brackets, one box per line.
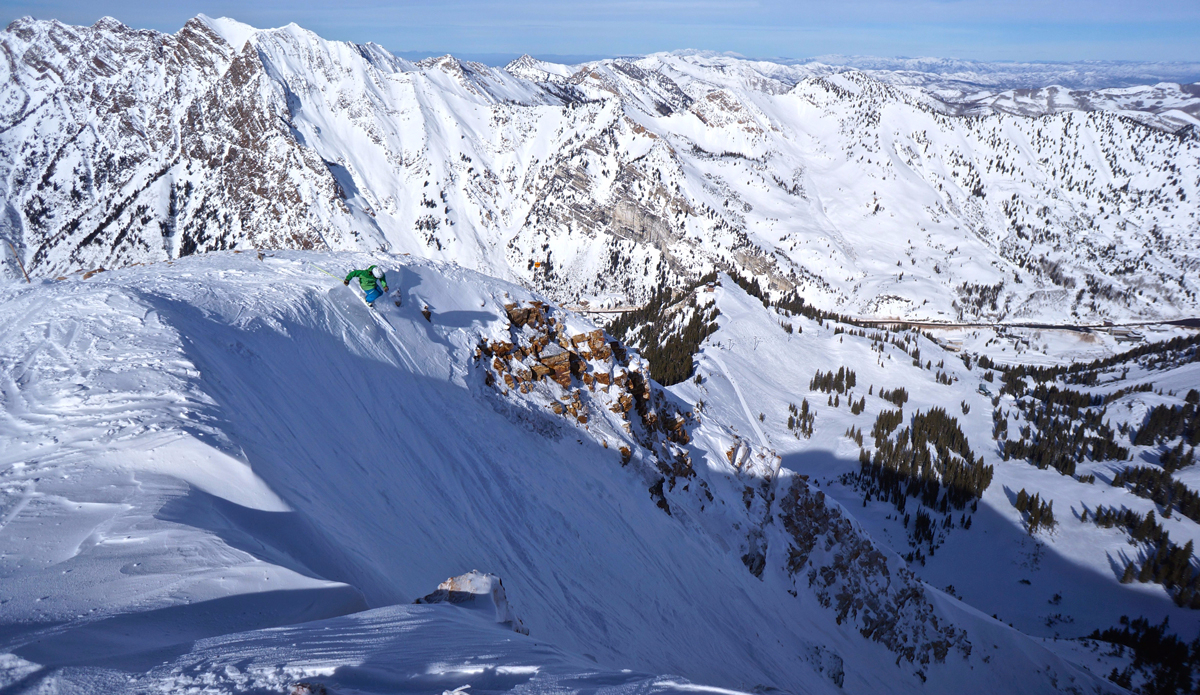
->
[0, 252, 1117, 694]
[2, 16, 1199, 324]
[665, 280, 1200, 643]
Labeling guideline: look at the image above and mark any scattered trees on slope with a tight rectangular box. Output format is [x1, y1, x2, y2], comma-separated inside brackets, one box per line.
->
[1134, 395, 1200, 448]
[879, 387, 909, 407]
[997, 382, 1129, 476]
[848, 407, 992, 555]
[1112, 467, 1200, 523]
[608, 274, 721, 386]
[1088, 506, 1200, 608]
[810, 367, 857, 394]
[1091, 616, 1200, 695]
[788, 400, 815, 438]
[1013, 488, 1056, 534]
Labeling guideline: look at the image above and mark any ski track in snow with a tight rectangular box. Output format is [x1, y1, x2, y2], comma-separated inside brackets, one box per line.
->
[708, 352, 769, 449]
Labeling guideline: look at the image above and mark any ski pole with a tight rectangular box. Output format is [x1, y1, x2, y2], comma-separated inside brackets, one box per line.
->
[311, 263, 342, 280]
[5, 241, 30, 283]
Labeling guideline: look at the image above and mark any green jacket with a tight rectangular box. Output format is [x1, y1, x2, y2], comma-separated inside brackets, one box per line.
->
[345, 266, 387, 292]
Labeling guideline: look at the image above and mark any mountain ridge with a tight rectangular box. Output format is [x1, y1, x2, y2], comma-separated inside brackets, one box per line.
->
[1, 14, 1198, 326]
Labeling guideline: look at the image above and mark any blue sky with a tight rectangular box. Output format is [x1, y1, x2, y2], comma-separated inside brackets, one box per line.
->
[3, 0, 1199, 62]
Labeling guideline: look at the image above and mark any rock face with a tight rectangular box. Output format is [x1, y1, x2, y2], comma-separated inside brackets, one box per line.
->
[482, 299, 695, 491]
[779, 476, 969, 667]
[414, 570, 528, 635]
[0, 17, 360, 277]
[2, 15, 1199, 322]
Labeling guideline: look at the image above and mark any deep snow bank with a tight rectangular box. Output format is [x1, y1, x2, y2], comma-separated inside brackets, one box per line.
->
[0, 251, 1113, 693]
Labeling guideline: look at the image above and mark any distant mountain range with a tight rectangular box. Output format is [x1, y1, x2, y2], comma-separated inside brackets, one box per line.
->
[792, 54, 1200, 89]
[2, 14, 1198, 325]
[393, 49, 1200, 90]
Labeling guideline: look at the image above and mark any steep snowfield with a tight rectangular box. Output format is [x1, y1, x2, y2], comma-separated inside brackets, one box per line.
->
[0, 252, 1116, 693]
[2, 15, 1199, 324]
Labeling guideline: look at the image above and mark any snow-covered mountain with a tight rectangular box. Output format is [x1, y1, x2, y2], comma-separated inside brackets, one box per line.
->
[637, 52, 1200, 130]
[5, 13, 1200, 695]
[923, 83, 1200, 133]
[2, 15, 1199, 326]
[1, 250, 1142, 694]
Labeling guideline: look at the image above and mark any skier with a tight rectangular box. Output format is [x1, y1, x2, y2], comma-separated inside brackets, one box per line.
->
[344, 264, 390, 306]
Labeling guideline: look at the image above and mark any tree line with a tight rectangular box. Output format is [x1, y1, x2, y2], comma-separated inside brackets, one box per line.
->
[999, 333, 1200, 386]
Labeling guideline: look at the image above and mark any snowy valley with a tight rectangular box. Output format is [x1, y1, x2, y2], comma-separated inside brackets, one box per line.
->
[1, 12, 1200, 695]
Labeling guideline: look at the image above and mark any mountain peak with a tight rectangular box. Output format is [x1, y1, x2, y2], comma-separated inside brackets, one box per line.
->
[193, 13, 258, 50]
[504, 53, 546, 80]
[416, 53, 460, 69]
[91, 16, 127, 31]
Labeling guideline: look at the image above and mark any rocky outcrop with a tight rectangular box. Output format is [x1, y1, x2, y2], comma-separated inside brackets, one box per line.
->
[0, 17, 358, 277]
[414, 570, 528, 635]
[779, 475, 971, 670]
[476, 300, 695, 494]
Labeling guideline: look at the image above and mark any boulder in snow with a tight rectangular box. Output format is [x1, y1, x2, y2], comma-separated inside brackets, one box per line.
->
[415, 571, 528, 634]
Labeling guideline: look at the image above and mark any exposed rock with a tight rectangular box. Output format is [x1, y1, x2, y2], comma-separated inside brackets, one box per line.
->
[778, 476, 970, 668]
[474, 294, 697, 501]
[414, 570, 528, 635]
[803, 645, 845, 688]
[539, 343, 569, 367]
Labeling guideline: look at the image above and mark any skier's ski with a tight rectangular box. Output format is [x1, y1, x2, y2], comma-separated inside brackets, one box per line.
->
[311, 262, 401, 333]
[322, 285, 395, 338]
